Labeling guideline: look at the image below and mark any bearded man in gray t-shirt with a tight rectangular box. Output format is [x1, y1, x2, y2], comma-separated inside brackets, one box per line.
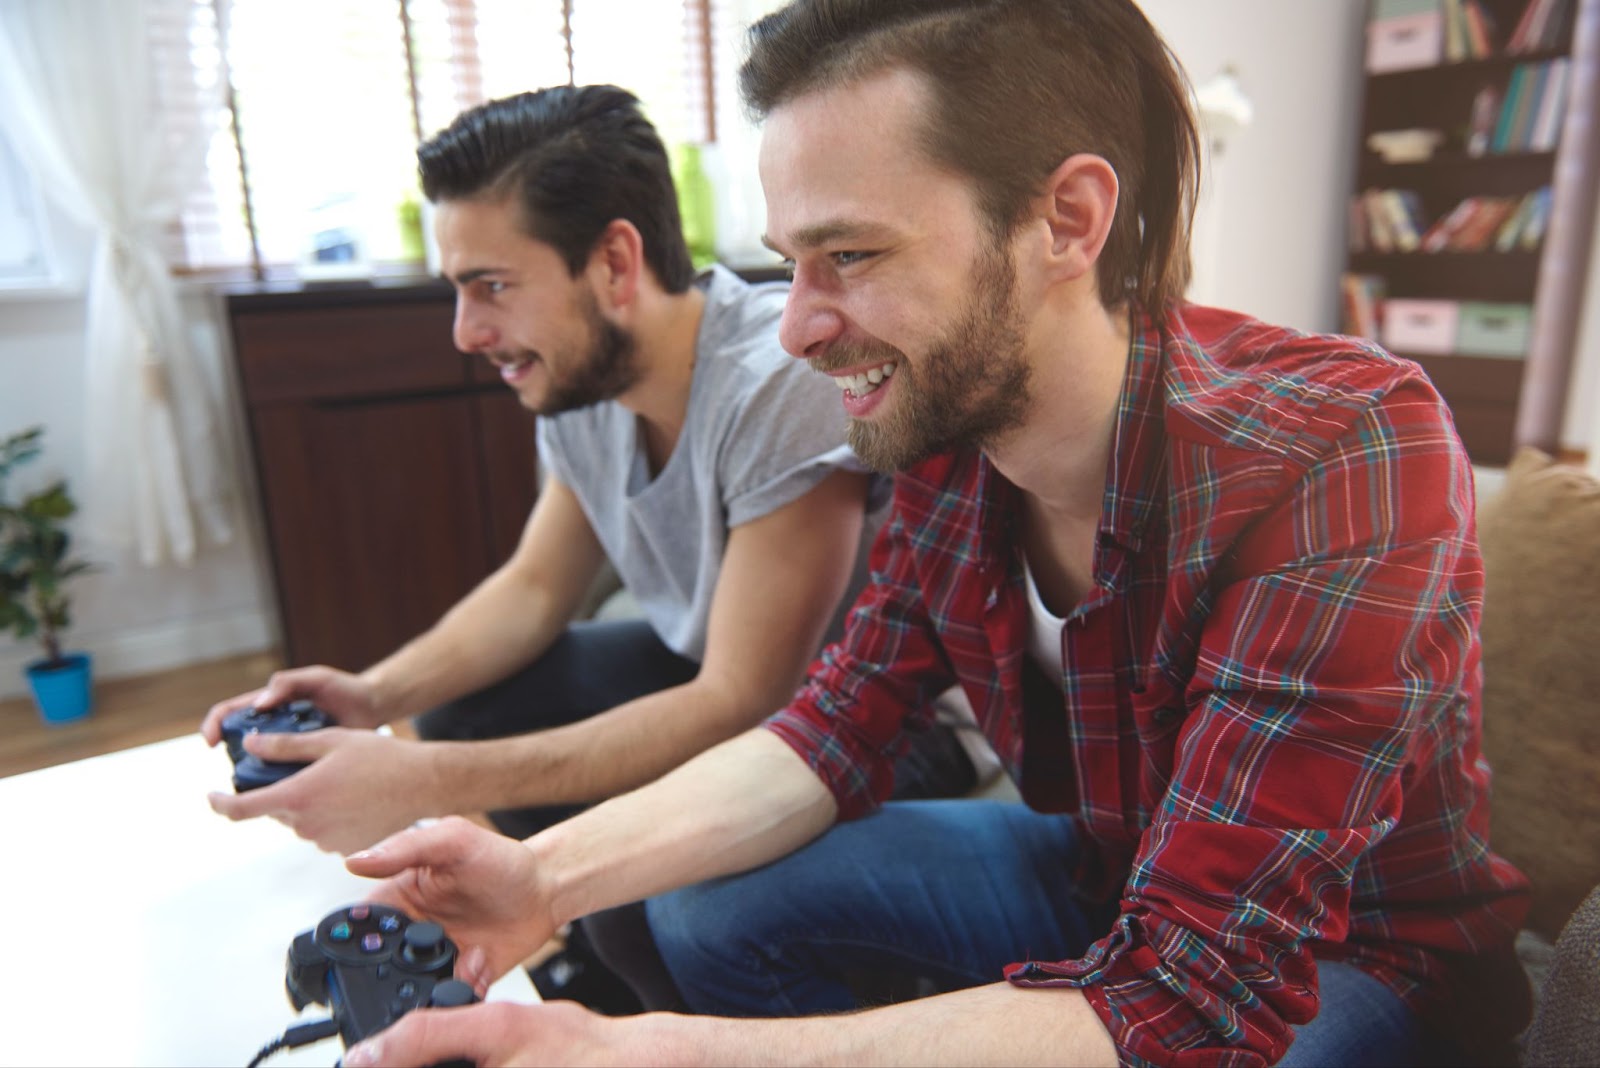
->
[200, 85, 980, 1013]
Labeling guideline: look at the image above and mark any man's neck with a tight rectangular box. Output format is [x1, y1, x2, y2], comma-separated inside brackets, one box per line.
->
[619, 279, 708, 473]
[986, 300, 1132, 527]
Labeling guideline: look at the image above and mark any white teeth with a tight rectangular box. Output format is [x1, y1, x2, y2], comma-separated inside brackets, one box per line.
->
[831, 362, 897, 398]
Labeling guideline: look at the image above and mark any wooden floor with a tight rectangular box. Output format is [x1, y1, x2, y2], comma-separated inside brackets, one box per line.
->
[0, 650, 285, 780]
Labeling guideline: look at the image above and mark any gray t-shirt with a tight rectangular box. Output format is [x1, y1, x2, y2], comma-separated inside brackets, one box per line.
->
[537, 265, 888, 661]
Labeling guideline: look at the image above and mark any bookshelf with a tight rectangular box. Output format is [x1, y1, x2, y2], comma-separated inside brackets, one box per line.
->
[1345, 0, 1600, 464]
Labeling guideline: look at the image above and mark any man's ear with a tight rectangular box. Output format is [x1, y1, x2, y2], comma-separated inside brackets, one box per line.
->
[1037, 153, 1119, 286]
[588, 218, 644, 312]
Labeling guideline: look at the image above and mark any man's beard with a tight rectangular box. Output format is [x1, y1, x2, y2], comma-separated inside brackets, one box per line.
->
[534, 287, 641, 416]
[838, 244, 1031, 472]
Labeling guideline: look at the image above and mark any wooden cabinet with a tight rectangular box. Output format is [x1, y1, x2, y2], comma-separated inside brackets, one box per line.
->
[227, 282, 538, 671]
[1345, 0, 1600, 463]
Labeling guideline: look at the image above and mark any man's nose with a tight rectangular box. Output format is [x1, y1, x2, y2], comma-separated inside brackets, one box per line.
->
[778, 262, 848, 360]
[453, 300, 497, 354]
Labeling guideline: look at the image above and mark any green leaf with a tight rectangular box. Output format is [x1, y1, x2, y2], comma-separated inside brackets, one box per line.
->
[22, 483, 75, 521]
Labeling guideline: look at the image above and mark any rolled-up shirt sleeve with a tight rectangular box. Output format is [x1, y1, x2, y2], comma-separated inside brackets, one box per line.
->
[766, 499, 959, 819]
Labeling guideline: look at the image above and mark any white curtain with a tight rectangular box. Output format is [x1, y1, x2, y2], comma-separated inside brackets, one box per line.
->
[0, 0, 235, 566]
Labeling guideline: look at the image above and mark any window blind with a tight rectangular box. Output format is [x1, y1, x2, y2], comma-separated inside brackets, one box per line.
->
[154, 0, 729, 278]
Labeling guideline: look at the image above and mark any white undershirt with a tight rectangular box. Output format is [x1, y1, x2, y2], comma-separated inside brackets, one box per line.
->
[1022, 552, 1068, 680]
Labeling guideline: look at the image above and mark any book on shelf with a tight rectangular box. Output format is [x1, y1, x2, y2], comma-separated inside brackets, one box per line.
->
[1341, 273, 1386, 341]
[1419, 194, 1533, 252]
[1467, 82, 1503, 156]
[1444, 0, 1499, 59]
[1508, 0, 1575, 52]
[1518, 185, 1554, 248]
[1492, 60, 1566, 153]
[1529, 57, 1570, 150]
[1356, 188, 1426, 252]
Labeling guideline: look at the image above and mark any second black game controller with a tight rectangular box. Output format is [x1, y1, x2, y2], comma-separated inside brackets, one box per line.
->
[286, 904, 479, 1053]
[221, 699, 332, 792]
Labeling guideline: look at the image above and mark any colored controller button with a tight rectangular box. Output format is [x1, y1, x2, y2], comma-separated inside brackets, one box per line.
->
[379, 914, 401, 933]
[362, 933, 384, 953]
[349, 905, 370, 921]
[330, 922, 352, 942]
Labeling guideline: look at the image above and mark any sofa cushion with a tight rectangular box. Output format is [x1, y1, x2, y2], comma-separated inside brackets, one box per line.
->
[1477, 447, 1600, 943]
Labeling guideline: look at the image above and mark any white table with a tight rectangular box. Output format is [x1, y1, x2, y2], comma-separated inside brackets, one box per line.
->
[0, 734, 537, 1067]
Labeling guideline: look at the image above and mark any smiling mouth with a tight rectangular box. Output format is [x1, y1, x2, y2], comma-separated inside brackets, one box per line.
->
[828, 361, 897, 398]
[489, 352, 537, 373]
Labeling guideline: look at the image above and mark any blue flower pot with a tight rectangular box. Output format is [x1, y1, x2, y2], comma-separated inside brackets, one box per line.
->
[26, 652, 94, 726]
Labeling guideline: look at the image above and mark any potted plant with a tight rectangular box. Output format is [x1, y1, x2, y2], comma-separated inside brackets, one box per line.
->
[0, 426, 95, 725]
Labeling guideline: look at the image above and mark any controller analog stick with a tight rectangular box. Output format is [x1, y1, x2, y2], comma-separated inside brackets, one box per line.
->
[429, 979, 477, 1008]
[401, 921, 448, 965]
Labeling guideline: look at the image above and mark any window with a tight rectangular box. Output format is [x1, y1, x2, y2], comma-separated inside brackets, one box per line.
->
[0, 130, 55, 288]
[162, 0, 739, 278]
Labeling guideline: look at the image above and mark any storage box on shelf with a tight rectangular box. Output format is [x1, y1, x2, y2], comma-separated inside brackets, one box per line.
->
[1344, 0, 1600, 465]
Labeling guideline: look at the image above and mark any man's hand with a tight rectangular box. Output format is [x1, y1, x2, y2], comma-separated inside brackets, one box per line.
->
[206, 728, 440, 854]
[343, 1000, 673, 1068]
[347, 817, 558, 985]
[200, 665, 387, 745]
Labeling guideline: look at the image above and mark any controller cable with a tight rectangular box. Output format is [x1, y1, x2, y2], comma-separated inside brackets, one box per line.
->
[246, 1017, 341, 1067]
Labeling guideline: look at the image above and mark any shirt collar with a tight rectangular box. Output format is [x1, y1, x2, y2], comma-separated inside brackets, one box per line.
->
[1098, 305, 1171, 555]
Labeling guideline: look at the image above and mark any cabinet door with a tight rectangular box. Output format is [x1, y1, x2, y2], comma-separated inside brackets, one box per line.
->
[250, 394, 499, 670]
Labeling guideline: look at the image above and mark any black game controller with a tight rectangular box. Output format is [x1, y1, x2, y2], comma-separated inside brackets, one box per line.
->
[221, 699, 332, 792]
[286, 903, 479, 1053]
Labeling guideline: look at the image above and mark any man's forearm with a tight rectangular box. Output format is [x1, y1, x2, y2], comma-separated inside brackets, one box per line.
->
[636, 982, 1118, 1067]
[531, 728, 839, 926]
[423, 673, 778, 813]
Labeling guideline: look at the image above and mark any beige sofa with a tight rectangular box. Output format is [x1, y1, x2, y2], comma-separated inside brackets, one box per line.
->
[1477, 447, 1600, 1066]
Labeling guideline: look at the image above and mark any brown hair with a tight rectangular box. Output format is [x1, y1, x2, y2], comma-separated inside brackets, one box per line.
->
[418, 85, 696, 292]
[740, 0, 1198, 314]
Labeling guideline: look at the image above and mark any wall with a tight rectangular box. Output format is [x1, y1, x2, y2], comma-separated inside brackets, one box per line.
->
[1143, 0, 1369, 333]
[0, 280, 276, 700]
[0, 0, 1593, 702]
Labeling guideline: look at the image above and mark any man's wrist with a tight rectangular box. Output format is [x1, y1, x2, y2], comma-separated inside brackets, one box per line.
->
[358, 662, 412, 722]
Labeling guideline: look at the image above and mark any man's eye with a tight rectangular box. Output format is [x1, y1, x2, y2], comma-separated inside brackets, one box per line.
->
[831, 250, 871, 268]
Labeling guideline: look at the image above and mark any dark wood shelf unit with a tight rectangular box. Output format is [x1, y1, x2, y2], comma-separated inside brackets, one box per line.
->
[1347, 0, 1600, 465]
[1349, 251, 1542, 302]
[227, 281, 539, 671]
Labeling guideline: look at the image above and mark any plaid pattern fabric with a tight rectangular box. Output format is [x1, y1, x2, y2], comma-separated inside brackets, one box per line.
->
[766, 303, 1531, 1066]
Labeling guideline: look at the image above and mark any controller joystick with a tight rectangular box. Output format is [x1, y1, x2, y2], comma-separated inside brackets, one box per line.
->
[285, 904, 480, 1053]
[221, 699, 331, 792]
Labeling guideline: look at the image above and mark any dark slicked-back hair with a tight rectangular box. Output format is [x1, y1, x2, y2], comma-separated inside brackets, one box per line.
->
[418, 84, 696, 292]
[740, 0, 1198, 314]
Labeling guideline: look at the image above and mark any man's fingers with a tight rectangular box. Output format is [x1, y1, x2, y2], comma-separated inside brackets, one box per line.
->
[206, 788, 276, 822]
[200, 693, 263, 745]
[459, 944, 493, 997]
[345, 816, 478, 879]
[245, 726, 347, 762]
[344, 1002, 505, 1068]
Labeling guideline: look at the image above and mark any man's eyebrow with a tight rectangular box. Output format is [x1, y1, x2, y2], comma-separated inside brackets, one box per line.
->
[451, 267, 504, 287]
[762, 220, 891, 255]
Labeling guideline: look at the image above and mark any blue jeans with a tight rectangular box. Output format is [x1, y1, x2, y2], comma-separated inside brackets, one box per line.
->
[648, 800, 1455, 1066]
